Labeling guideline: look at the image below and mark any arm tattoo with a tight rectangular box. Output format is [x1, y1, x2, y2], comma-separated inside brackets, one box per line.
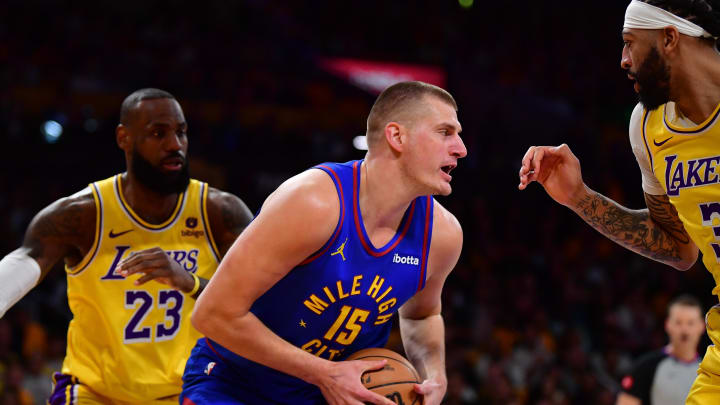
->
[31, 204, 86, 240]
[574, 192, 686, 263]
[23, 194, 95, 267]
[644, 194, 690, 244]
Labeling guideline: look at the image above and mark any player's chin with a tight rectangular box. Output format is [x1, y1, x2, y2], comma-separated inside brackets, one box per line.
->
[434, 182, 453, 196]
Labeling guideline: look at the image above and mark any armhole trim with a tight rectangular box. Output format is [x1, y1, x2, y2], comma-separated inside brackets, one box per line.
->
[67, 184, 102, 275]
[299, 165, 345, 266]
[640, 108, 654, 172]
[417, 196, 434, 292]
[200, 183, 222, 264]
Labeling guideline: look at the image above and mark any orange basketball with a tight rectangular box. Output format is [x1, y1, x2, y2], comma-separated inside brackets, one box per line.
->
[346, 348, 423, 405]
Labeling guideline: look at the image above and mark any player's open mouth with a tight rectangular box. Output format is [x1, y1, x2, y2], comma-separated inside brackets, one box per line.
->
[441, 164, 456, 175]
[161, 157, 184, 170]
[627, 74, 640, 93]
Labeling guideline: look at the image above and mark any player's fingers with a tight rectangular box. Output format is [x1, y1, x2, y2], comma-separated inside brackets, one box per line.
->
[518, 174, 533, 190]
[117, 252, 153, 269]
[362, 359, 387, 372]
[555, 143, 570, 154]
[530, 147, 546, 174]
[117, 251, 139, 267]
[518, 165, 538, 190]
[362, 390, 395, 405]
[133, 271, 158, 286]
[120, 258, 168, 276]
[519, 147, 545, 190]
[520, 146, 536, 171]
[118, 247, 164, 267]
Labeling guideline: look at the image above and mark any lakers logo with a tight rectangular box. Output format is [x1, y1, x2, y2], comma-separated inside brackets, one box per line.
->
[331, 237, 348, 261]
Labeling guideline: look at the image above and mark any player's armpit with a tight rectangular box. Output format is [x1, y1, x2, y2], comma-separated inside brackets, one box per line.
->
[205, 188, 253, 256]
[22, 189, 97, 278]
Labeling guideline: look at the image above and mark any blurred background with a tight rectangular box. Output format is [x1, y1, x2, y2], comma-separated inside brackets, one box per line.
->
[0, 0, 716, 404]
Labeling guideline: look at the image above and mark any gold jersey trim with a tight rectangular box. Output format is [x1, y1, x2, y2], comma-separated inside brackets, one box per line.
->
[663, 102, 720, 134]
[199, 183, 222, 263]
[114, 174, 186, 231]
[66, 183, 102, 275]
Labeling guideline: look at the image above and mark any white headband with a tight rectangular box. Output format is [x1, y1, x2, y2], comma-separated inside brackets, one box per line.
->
[624, 0, 716, 39]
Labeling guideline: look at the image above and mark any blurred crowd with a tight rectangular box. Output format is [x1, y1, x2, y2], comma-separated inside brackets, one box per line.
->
[1, 1, 716, 404]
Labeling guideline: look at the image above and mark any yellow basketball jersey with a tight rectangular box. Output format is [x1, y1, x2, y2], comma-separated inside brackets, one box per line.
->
[641, 103, 720, 294]
[62, 174, 221, 402]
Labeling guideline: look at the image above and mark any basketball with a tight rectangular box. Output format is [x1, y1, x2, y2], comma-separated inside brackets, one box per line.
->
[346, 348, 423, 405]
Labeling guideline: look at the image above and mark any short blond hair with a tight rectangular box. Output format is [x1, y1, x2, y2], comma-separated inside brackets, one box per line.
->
[366, 81, 457, 145]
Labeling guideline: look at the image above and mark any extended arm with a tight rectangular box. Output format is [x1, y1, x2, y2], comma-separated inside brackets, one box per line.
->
[518, 144, 697, 270]
[398, 201, 463, 405]
[572, 187, 696, 269]
[0, 190, 96, 317]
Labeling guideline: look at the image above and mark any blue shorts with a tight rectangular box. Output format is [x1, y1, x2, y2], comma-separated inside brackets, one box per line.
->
[180, 339, 326, 405]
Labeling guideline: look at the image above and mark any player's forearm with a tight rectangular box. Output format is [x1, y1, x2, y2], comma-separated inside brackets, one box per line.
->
[191, 307, 331, 385]
[0, 248, 42, 318]
[569, 186, 695, 269]
[399, 314, 447, 386]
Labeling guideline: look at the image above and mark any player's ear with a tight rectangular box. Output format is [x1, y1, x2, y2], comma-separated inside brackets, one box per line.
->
[116, 124, 130, 151]
[384, 122, 404, 153]
[662, 26, 680, 53]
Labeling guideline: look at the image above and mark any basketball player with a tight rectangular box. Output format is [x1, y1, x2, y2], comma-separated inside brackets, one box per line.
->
[180, 81, 466, 405]
[518, 1, 720, 402]
[0, 88, 253, 404]
[617, 295, 705, 405]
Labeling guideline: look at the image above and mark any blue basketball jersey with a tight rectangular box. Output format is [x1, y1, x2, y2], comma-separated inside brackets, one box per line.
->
[182, 160, 434, 404]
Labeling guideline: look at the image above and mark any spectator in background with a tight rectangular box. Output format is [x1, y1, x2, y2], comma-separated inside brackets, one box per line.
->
[617, 295, 705, 405]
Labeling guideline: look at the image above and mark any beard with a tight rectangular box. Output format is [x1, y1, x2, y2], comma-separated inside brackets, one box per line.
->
[131, 149, 190, 195]
[632, 46, 671, 110]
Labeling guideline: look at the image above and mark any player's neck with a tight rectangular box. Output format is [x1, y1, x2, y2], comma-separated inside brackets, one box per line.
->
[667, 343, 697, 363]
[120, 172, 181, 224]
[358, 158, 416, 242]
[670, 48, 720, 124]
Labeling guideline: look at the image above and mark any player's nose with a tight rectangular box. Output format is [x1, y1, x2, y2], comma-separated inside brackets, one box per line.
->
[451, 134, 467, 158]
[620, 48, 632, 70]
[164, 133, 183, 152]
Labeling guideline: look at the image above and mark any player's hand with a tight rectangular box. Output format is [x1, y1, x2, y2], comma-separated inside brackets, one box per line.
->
[414, 378, 445, 405]
[518, 144, 587, 207]
[117, 247, 194, 292]
[315, 359, 396, 405]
